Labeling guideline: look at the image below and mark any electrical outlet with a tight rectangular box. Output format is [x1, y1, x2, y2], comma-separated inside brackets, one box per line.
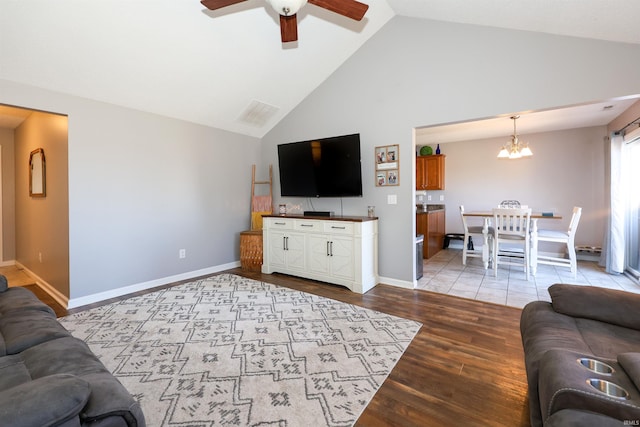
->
[427, 195, 432, 201]
[387, 194, 397, 205]
[440, 195, 445, 201]
[179, 249, 186, 259]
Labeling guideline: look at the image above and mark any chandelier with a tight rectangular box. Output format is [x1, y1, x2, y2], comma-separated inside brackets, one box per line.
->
[497, 115, 533, 159]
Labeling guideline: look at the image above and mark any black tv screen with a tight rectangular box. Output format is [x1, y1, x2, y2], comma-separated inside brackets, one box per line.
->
[277, 133, 363, 198]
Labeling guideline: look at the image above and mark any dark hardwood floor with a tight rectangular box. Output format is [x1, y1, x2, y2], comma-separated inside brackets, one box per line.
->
[30, 268, 531, 427]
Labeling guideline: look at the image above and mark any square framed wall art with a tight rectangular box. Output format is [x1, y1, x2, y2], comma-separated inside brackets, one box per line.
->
[375, 144, 399, 186]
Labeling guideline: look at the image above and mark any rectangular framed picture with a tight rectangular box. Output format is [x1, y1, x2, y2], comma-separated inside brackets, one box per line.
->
[375, 145, 399, 186]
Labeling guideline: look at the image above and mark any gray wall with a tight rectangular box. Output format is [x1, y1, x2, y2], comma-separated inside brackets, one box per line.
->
[15, 112, 69, 296]
[261, 16, 640, 287]
[427, 126, 608, 250]
[1, 79, 261, 305]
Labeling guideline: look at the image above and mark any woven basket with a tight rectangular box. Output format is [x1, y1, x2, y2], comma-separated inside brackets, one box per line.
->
[240, 230, 263, 272]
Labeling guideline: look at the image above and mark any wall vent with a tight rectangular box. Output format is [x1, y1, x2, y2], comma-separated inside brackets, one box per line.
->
[238, 99, 279, 127]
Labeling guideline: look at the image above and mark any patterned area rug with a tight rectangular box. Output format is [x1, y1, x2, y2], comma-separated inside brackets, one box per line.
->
[60, 274, 421, 426]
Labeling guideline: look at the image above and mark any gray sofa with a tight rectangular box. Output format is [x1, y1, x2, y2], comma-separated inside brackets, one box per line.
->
[521, 283, 640, 427]
[0, 276, 145, 427]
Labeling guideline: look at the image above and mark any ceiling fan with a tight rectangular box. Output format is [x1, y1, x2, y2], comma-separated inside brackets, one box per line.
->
[200, 0, 369, 43]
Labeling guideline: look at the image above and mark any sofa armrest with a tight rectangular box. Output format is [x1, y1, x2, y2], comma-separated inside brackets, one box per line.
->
[0, 374, 90, 427]
[549, 284, 640, 330]
[545, 409, 626, 427]
[619, 353, 640, 393]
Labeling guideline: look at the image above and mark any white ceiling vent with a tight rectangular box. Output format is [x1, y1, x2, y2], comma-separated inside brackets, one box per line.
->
[238, 100, 279, 127]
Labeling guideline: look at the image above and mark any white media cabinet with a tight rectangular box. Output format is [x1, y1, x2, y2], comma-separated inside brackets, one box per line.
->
[261, 215, 379, 293]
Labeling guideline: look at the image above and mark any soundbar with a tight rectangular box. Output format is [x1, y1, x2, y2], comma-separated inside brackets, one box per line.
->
[303, 211, 334, 217]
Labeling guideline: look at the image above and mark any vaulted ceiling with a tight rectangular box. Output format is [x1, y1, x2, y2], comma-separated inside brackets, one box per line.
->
[2, 0, 640, 137]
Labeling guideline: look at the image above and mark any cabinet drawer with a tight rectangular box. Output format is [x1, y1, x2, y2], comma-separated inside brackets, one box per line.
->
[266, 218, 293, 229]
[324, 222, 354, 235]
[294, 220, 322, 232]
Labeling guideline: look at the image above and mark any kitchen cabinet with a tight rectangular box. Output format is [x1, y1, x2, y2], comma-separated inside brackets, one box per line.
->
[416, 208, 445, 259]
[416, 154, 445, 190]
[262, 216, 378, 293]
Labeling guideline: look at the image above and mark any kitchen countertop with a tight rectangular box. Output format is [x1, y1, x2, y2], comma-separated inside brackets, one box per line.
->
[416, 204, 445, 213]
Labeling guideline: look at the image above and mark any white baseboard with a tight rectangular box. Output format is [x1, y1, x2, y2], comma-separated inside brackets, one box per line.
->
[15, 261, 70, 309]
[67, 261, 241, 310]
[0, 259, 15, 267]
[377, 275, 415, 290]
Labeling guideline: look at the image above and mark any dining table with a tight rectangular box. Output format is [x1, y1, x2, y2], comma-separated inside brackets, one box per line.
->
[462, 211, 563, 273]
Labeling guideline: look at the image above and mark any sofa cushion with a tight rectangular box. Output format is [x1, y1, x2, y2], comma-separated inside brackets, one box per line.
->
[0, 374, 90, 427]
[573, 318, 640, 358]
[20, 336, 145, 426]
[549, 284, 640, 330]
[0, 309, 71, 355]
[0, 354, 32, 390]
[619, 353, 640, 393]
[0, 286, 56, 316]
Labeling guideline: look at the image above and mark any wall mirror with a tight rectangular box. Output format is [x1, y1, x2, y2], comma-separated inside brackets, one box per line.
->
[29, 148, 46, 197]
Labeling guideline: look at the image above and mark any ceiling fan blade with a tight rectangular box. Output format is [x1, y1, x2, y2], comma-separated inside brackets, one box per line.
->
[280, 14, 298, 43]
[307, 0, 369, 21]
[200, 0, 247, 11]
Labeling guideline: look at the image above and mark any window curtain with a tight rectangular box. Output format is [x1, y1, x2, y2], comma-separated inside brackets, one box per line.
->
[601, 133, 626, 274]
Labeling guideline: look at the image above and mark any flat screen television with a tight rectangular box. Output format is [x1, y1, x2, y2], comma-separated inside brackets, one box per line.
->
[277, 133, 363, 198]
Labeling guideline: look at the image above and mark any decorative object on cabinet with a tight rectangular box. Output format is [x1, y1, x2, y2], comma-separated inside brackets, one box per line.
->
[419, 145, 433, 156]
[416, 154, 445, 190]
[435, 144, 441, 154]
[29, 148, 46, 197]
[375, 144, 399, 186]
[262, 215, 378, 293]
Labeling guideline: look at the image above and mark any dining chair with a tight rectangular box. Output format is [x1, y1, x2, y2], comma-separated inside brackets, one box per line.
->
[459, 205, 492, 268]
[492, 207, 532, 279]
[498, 200, 521, 208]
[532, 207, 582, 278]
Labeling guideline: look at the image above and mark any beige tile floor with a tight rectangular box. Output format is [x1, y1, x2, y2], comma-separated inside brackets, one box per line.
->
[418, 249, 640, 308]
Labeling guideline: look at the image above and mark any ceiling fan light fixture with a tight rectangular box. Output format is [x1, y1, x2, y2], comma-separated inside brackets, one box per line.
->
[266, 0, 307, 16]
